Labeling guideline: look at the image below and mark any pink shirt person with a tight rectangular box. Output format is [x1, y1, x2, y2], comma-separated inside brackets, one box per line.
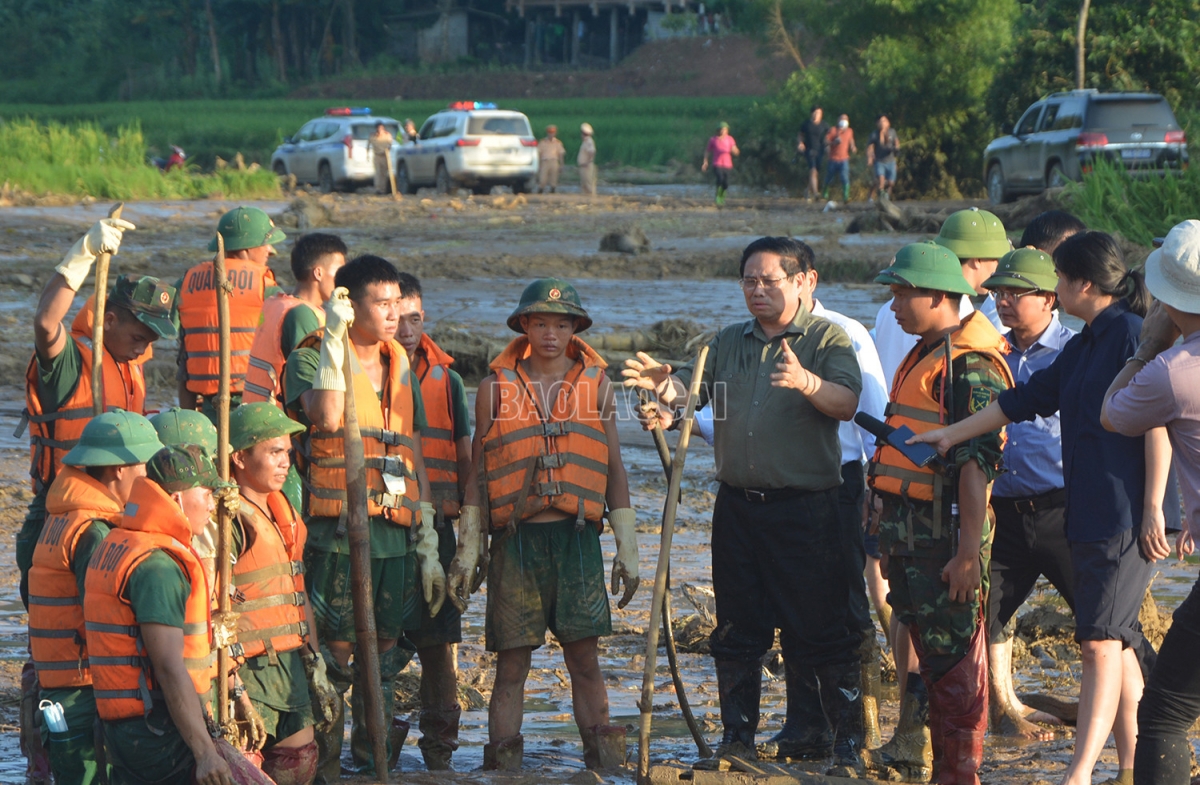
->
[706, 134, 738, 169]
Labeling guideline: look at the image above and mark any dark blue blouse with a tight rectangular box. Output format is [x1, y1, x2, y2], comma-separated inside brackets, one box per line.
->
[997, 300, 1174, 542]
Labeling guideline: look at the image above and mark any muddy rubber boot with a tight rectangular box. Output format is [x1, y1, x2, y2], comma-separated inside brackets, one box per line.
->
[388, 718, 411, 772]
[482, 734, 524, 771]
[815, 660, 866, 778]
[313, 652, 352, 785]
[417, 706, 460, 771]
[695, 659, 762, 770]
[350, 644, 414, 773]
[581, 724, 627, 769]
[262, 740, 319, 785]
[866, 673, 932, 783]
[929, 626, 987, 785]
[861, 632, 884, 750]
[757, 660, 833, 761]
[20, 662, 51, 785]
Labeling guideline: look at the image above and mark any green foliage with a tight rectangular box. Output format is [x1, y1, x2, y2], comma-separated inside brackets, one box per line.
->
[0, 118, 280, 199]
[743, 0, 1019, 196]
[0, 97, 756, 171]
[1066, 158, 1200, 248]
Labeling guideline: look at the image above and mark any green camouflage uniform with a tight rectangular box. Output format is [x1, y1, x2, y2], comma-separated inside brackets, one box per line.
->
[876, 350, 1008, 681]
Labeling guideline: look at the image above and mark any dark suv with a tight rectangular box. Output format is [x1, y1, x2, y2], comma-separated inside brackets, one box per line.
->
[984, 90, 1188, 204]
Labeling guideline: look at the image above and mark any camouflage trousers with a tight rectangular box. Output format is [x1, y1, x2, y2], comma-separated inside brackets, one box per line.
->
[887, 535, 991, 683]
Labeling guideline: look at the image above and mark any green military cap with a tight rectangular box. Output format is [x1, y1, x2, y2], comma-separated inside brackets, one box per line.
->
[109, 274, 179, 340]
[207, 206, 287, 253]
[875, 241, 977, 297]
[984, 247, 1059, 291]
[149, 408, 218, 457]
[146, 444, 232, 493]
[934, 207, 1012, 261]
[229, 402, 305, 451]
[62, 411, 164, 467]
[507, 277, 593, 333]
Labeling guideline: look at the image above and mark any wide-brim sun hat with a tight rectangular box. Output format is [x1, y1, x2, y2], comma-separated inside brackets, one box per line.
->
[875, 241, 977, 297]
[984, 247, 1058, 292]
[934, 207, 1012, 261]
[1145, 219, 1200, 315]
[580, 123, 594, 136]
[62, 410, 165, 467]
[506, 277, 592, 333]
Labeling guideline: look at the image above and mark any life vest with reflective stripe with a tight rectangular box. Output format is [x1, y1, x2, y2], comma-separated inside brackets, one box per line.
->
[84, 477, 214, 722]
[412, 334, 461, 520]
[868, 311, 1013, 504]
[21, 303, 147, 494]
[483, 335, 609, 530]
[294, 330, 421, 526]
[243, 293, 324, 407]
[178, 259, 276, 396]
[231, 492, 308, 661]
[28, 467, 122, 688]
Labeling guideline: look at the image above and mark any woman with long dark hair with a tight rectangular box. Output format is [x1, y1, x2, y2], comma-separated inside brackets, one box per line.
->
[909, 231, 1175, 785]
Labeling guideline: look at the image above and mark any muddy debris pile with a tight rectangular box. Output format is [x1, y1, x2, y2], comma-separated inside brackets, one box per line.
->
[275, 197, 336, 230]
[599, 225, 651, 255]
[848, 189, 1069, 236]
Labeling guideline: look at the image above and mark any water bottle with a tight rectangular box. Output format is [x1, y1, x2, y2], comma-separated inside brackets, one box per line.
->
[39, 700, 67, 733]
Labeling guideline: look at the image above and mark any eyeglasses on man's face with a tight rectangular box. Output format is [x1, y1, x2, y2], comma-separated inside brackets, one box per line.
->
[993, 287, 1046, 302]
[738, 275, 794, 291]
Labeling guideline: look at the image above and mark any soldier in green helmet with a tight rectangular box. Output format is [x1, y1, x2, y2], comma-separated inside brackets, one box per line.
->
[459, 277, 640, 771]
[864, 242, 1013, 784]
[176, 206, 286, 422]
[28, 411, 164, 785]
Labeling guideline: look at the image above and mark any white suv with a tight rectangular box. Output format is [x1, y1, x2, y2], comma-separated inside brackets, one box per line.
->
[271, 108, 404, 193]
[395, 103, 538, 195]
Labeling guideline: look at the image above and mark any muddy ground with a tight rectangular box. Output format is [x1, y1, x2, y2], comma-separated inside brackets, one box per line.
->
[0, 186, 1191, 784]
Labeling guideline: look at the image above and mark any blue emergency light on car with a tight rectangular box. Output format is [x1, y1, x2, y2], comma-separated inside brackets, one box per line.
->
[326, 107, 372, 116]
[447, 101, 498, 111]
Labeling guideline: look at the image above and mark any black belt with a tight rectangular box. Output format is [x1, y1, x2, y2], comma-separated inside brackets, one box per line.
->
[723, 483, 814, 504]
[991, 488, 1066, 515]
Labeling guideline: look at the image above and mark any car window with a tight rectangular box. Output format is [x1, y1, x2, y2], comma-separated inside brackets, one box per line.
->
[1038, 103, 1061, 132]
[417, 119, 436, 140]
[318, 122, 342, 140]
[294, 122, 317, 142]
[435, 115, 460, 138]
[1086, 99, 1179, 129]
[351, 122, 399, 140]
[1050, 99, 1085, 130]
[1015, 104, 1044, 136]
[467, 116, 533, 136]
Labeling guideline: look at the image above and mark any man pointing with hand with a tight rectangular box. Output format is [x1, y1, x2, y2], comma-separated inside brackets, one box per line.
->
[625, 237, 864, 776]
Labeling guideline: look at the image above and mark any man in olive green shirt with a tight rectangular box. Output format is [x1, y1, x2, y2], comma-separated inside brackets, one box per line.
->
[625, 237, 866, 776]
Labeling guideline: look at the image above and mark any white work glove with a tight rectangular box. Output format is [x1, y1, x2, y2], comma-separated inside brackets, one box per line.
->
[470, 512, 490, 593]
[416, 502, 447, 617]
[302, 649, 340, 733]
[55, 217, 137, 291]
[445, 506, 482, 613]
[313, 287, 355, 392]
[608, 508, 640, 609]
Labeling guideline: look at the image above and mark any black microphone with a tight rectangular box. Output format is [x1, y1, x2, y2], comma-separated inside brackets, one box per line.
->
[854, 412, 941, 468]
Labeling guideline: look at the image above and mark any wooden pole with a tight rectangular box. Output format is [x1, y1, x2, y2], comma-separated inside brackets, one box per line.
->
[90, 202, 125, 416]
[386, 149, 400, 201]
[214, 233, 234, 733]
[342, 337, 390, 783]
[636, 345, 709, 784]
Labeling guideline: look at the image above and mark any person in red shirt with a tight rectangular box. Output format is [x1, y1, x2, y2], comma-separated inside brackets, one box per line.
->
[823, 115, 857, 203]
[702, 122, 740, 206]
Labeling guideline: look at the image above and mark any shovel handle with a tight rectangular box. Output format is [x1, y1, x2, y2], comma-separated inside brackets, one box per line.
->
[90, 202, 124, 417]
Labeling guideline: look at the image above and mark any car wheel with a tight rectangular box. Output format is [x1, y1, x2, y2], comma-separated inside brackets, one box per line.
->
[511, 179, 528, 195]
[435, 162, 452, 195]
[272, 160, 287, 176]
[397, 163, 416, 195]
[1047, 162, 1069, 189]
[472, 183, 492, 195]
[986, 164, 1008, 205]
[318, 162, 334, 194]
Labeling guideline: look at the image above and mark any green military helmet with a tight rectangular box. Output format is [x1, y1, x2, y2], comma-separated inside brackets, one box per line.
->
[146, 444, 232, 493]
[506, 277, 593, 333]
[229, 402, 305, 452]
[875, 241, 977, 297]
[150, 408, 218, 457]
[934, 207, 1012, 261]
[110, 274, 179, 340]
[207, 206, 287, 253]
[62, 410, 165, 467]
[984, 246, 1059, 291]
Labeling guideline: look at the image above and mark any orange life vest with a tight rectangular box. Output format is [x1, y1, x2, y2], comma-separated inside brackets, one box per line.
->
[243, 293, 323, 407]
[868, 311, 1013, 507]
[84, 477, 215, 722]
[28, 467, 123, 688]
[483, 335, 609, 530]
[231, 492, 309, 661]
[178, 258, 276, 396]
[412, 334, 461, 520]
[294, 330, 421, 526]
[21, 302, 147, 494]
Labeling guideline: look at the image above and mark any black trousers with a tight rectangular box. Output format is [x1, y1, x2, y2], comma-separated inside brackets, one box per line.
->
[986, 498, 1074, 643]
[1135, 579, 1200, 784]
[710, 483, 859, 667]
[838, 462, 872, 633]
